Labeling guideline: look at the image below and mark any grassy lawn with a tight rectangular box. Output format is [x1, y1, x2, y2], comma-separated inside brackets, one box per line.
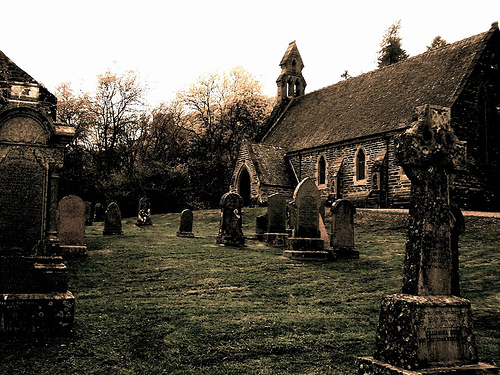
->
[0, 208, 499, 374]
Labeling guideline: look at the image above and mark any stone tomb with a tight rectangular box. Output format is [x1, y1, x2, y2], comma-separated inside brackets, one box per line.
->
[0, 89, 75, 333]
[264, 193, 288, 247]
[358, 105, 497, 374]
[177, 209, 194, 238]
[103, 202, 123, 235]
[330, 199, 358, 259]
[283, 178, 332, 260]
[136, 197, 152, 226]
[216, 192, 245, 247]
[58, 195, 88, 256]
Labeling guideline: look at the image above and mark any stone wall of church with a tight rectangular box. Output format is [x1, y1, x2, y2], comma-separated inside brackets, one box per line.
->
[287, 135, 411, 207]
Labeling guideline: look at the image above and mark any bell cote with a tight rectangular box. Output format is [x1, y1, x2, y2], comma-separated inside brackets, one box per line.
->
[276, 41, 307, 102]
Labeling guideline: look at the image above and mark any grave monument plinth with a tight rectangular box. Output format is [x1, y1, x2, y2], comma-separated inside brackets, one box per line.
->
[0, 61, 75, 334]
[358, 105, 497, 374]
[283, 178, 332, 261]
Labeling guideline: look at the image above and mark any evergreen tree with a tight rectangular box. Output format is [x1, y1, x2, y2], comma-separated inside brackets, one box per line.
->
[377, 20, 409, 67]
[427, 36, 448, 51]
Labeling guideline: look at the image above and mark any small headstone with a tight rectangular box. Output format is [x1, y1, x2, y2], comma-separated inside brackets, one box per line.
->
[255, 214, 268, 241]
[359, 105, 497, 374]
[58, 195, 88, 256]
[84, 201, 93, 226]
[283, 178, 331, 260]
[136, 197, 153, 226]
[330, 199, 358, 259]
[216, 192, 245, 247]
[264, 193, 288, 247]
[93, 203, 104, 222]
[177, 209, 194, 237]
[103, 202, 123, 235]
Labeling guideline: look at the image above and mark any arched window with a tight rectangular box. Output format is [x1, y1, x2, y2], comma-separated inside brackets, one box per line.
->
[355, 148, 366, 181]
[318, 156, 326, 185]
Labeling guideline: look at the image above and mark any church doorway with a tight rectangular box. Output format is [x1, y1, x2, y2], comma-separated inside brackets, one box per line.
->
[238, 167, 251, 206]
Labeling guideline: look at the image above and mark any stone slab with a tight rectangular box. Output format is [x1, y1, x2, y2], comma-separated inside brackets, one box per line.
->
[332, 246, 360, 260]
[358, 357, 498, 374]
[0, 292, 75, 334]
[283, 250, 334, 261]
[176, 231, 194, 238]
[374, 294, 478, 370]
[287, 237, 325, 251]
[264, 233, 288, 247]
[59, 245, 88, 256]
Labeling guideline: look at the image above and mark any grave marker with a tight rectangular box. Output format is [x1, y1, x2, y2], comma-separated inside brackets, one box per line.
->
[103, 202, 123, 235]
[358, 105, 497, 374]
[58, 195, 87, 256]
[330, 199, 358, 259]
[216, 192, 245, 247]
[177, 209, 194, 238]
[264, 193, 288, 247]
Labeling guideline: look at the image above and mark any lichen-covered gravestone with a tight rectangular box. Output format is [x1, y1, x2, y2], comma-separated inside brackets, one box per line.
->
[264, 193, 288, 247]
[330, 199, 358, 259]
[177, 209, 194, 238]
[358, 105, 497, 374]
[103, 202, 123, 235]
[283, 178, 332, 260]
[0, 65, 75, 334]
[58, 195, 88, 256]
[216, 192, 245, 247]
[136, 197, 152, 226]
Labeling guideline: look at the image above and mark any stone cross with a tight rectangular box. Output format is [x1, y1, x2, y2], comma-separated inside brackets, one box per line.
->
[395, 105, 466, 296]
[177, 209, 194, 237]
[216, 192, 245, 246]
[103, 202, 123, 235]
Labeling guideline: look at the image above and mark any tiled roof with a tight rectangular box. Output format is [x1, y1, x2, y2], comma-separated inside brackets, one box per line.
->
[0, 50, 37, 84]
[248, 142, 297, 186]
[262, 26, 496, 152]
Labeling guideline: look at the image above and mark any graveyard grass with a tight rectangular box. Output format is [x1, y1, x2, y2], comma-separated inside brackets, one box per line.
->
[1, 209, 499, 374]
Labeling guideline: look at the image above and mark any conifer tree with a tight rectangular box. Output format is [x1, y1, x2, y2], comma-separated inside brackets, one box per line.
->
[427, 36, 448, 51]
[377, 20, 409, 67]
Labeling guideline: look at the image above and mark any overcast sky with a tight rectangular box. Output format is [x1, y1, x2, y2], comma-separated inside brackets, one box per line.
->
[1, 0, 499, 106]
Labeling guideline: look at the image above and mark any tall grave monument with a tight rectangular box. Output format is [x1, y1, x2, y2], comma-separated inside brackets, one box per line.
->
[358, 105, 497, 374]
[283, 178, 332, 260]
[0, 50, 75, 333]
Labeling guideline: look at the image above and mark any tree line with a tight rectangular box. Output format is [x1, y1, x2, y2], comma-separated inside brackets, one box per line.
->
[56, 67, 274, 217]
[56, 21, 448, 217]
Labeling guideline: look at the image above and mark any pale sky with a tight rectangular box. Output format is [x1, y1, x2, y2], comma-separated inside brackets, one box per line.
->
[1, 0, 499, 106]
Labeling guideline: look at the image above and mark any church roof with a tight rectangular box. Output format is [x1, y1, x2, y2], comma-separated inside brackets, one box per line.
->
[262, 24, 498, 153]
[0, 50, 37, 84]
[247, 142, 297, 186]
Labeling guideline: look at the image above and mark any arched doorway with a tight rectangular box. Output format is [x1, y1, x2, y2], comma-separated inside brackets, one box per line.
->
[238, 167, 251, 206]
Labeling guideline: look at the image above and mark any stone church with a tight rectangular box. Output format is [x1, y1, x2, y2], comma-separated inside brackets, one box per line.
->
[231, 22, 500, 211]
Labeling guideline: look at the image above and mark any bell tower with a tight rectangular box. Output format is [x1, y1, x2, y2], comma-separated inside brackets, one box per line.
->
[277, 41, 307, 102]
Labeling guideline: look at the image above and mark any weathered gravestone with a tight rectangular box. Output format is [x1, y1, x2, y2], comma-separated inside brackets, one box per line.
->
[58, 195, 88, 256]
[255, 214, 268, 241]
[264, 193, 288, 247]
[216, 192, 245, 247]
[84, 201, 93, 226]
[177, 209, 194, 237]
[93, 203, 104, 222]
[330, 199, 358, 259]
[283, 178, 332, 260]
[136, 197, 153, 226]
[0, 69, 75, 334]
[358, 105, 497, 374]
[103, 202, 123, 235]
